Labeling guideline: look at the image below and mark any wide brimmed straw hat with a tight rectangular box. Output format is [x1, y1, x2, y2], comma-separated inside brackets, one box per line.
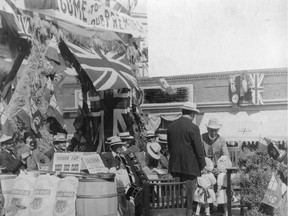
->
[179, 102, 200, 113]
[157, 134, 167, 144]
[119, 132, 134, 140]
[147, 142, 161, 160]
[106, 136, 126, 146]
[0, 134, 12, 143]
[53, 132, 68, 142]
[206, 118, 222, 129]
[145, 130, 157, 138]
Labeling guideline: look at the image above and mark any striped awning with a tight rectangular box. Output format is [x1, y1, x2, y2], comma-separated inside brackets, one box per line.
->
[58, 39, 139, 91]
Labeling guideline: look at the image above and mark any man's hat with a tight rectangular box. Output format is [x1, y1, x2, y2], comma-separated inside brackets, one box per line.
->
[119, 132, 134, 140]
[206, 118, 222, 129]
[106, 136, 126, 146]
[145, 130, 157, 138]
[53, 132, 68, 142]
[0, 134, 12, 143]
[147, 142, 161, 160]
[157, 134, 167, 144]
[179, 102, 200, 113]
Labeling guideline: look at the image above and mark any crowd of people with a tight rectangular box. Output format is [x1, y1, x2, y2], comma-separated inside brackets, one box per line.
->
[0, 101, 234, 216]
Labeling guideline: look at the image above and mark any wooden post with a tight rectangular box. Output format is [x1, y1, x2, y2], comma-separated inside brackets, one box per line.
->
[143, 182, 150, 216]
[186, 181, 193, 216]
[227, 167, 239, 216]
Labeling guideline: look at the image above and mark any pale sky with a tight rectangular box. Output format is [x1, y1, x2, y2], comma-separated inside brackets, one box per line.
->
[147, 0, 287, 77]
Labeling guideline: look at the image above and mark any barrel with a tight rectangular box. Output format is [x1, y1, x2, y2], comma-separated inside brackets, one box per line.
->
[0, 174, 17, 209]
[76, 173, 117, 216]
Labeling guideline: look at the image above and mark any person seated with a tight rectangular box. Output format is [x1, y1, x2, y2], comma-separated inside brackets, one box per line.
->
[53, 132, 69, 152]
[145, 130, 157, 143]
[135, 142, 171, 178]
[0, 134, 24, 174]
[101, 136, 128, 170]
[119, 132, 140, 154]
[157, 133, 169, 160]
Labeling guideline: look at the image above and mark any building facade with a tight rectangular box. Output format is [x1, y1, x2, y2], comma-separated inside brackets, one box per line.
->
[60, 68, 287, 144]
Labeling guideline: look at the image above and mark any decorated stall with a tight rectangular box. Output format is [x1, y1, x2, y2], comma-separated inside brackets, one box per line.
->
[0, 0, 148, 215]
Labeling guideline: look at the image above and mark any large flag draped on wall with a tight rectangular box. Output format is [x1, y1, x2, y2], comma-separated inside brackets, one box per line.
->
[45, 38, 141, 152]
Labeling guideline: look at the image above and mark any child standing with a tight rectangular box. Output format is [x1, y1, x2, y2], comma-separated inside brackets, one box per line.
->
[194, 157, 216, 216]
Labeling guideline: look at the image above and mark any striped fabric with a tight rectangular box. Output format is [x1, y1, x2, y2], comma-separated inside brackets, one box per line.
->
[0, 0, 31, 39]
[58, 39, 139, 91]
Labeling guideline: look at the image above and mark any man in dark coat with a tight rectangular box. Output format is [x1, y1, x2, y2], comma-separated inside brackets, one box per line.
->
[0, 134, 24, 174]
[167, 102, 206, 184]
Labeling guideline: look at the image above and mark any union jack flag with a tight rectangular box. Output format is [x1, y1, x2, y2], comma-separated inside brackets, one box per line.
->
[248, 73, 264, 105]
[58, 39, 139, 92]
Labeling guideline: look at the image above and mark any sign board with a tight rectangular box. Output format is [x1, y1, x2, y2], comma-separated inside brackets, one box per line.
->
[14, 0, 145, 37]
[141, 84, 193, 104]
[52, 152, 83, 173]
[82, 153, 106, 174]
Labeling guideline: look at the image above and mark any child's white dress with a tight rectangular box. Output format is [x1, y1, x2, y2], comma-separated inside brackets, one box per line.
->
[194, 172, 216, 204]
[216, 172, 228, 204]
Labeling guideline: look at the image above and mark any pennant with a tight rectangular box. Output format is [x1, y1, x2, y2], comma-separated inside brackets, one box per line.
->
[47, 94, 65, 127]
[30, 98, 44, 133]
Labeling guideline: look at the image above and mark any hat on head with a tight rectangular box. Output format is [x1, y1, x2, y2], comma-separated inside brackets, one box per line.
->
[24, 131, 34, 141]
[204, 157, 214, 172]
[119, 132, 134, 140]
[206, 118, 222, 129]
[217, 155, 232, 173]
[145, 130, 157, 138]
[157, 134, 167, 144]
[53, 132, 68, 142]
[179, 102, 200, 113]
[0, 134, 12, 143]
[106, 136, 126, 146]
[147, 142, 161, 160]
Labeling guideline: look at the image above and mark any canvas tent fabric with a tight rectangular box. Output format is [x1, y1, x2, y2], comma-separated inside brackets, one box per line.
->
[199, 110, 288, 142]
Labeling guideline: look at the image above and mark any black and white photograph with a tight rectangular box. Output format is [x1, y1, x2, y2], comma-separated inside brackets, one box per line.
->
[0, 0, 287, 215]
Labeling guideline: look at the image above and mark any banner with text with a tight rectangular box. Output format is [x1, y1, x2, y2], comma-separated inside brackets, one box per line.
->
[13, 0, 145, 38]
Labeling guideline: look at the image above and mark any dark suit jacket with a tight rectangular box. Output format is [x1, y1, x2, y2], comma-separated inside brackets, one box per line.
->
[167, 116, 206, 177]
[100, 152, 121, 169]
[0, 150, 23, 174]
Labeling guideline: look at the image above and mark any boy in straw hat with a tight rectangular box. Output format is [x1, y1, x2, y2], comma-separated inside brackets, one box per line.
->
[202, 118, 229, 175]
[119, 132, 140, 154]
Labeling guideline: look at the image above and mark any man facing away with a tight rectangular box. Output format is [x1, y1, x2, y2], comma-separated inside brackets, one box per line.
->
[167, 101, 206, 187]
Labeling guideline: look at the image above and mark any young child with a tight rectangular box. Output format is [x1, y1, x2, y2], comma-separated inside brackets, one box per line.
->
[194, 157, 216, 216]
[216, 155, 233, 216]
